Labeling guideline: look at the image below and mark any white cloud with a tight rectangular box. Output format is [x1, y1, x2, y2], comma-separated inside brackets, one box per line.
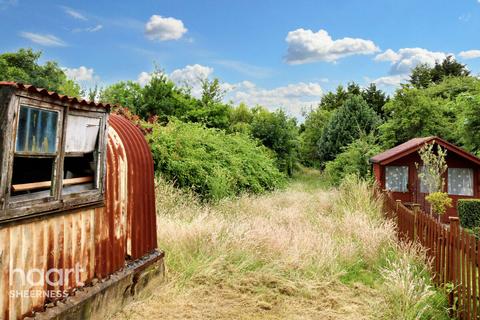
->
[225, 81, 323, 118]
[73, 24, 103, 33]
[63, 6, 87, 21]
[373, 47, 450, 87]
[375, 48, 449, 75]
[145, 15, 187, 41]
[137, 72, 152, 86]
[373, 74, 409, 88]
[138, 64, 213, 95]
[170, 64, 213, 86]
[169, 64, 213, 96]
[64, 66, 95, 81]
[459, 50, 480, 60]
[285, 28, 379, 64]
[20, 32, 67, 47]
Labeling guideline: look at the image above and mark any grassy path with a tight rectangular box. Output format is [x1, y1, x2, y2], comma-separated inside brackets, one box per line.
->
[110, 169, 449, 320]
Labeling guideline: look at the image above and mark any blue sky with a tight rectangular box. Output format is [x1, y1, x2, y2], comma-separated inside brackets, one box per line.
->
[1, 0, 480, 117]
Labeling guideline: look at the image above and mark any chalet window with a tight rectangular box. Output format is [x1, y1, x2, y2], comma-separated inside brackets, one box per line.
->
[448, 168, 474, 196]
[385, 166, 408, 192]
[10, 106, 60, 201]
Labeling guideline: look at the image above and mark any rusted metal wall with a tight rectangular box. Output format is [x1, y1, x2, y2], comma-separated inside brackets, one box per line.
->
[0, 115, 157, 319]
[0, 209, 97, 319]
[108, 115, 157, 260]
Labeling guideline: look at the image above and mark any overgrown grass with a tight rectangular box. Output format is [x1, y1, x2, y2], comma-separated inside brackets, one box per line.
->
[111, 171, 449, 320]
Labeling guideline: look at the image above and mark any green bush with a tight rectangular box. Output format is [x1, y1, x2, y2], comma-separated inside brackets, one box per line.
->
[147, 120, 286, 201]
[324, 135, 382, 186]
[458, 199, 480, 229]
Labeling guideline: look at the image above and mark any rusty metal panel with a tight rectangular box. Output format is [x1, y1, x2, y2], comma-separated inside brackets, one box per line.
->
[95, 125, 128, 278]
[108, 115, 157, 260]
[0, 209, 97, 319]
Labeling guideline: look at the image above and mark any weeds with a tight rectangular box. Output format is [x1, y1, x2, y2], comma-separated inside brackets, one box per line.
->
[112, 171, 449, 319]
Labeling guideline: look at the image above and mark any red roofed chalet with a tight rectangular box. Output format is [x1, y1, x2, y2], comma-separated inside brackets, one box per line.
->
[370, 137, 480, 222]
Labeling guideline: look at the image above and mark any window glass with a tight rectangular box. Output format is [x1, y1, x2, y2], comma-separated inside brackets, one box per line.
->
[418, 166, 430, 193]
[16, 106, 58, 154]
[385, 166, 408, 192]
[11, 106, 59, 200]
[448, 168, 474, 196]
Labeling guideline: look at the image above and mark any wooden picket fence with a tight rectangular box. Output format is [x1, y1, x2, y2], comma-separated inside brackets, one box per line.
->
[381, 191, 480, 319]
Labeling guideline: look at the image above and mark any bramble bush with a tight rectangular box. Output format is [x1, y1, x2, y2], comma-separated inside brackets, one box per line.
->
[147, 120, 286, 201]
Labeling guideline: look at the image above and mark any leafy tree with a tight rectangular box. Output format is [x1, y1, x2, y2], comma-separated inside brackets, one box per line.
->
[140, 71, 196, 121]
[200, 78, 224, 106]
[318, 85, 348, 112]
[100, 81, 143, 113]
[0, 48, 81, 96]
[410, 56, 470, 89]
[456, 93, 480, 154]
[317, 95, 379, 164]
[318, 83, 361, 112]
[250, 108, 299, 176]
[324, 134, 382, 185]
[299, 107, 331, 167]
[379, 76, 480, 149]
[228, 103, 254, 134]
[361, 83, 389, 118]
[379, 87, 455, 148]
[186, 78, 231, 129]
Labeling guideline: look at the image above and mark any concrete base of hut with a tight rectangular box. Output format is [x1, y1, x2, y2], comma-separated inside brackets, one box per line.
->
[31, 250, 165, 320]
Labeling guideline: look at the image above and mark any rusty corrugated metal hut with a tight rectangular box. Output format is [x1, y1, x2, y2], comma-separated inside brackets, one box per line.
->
[0, 83, 159, 319]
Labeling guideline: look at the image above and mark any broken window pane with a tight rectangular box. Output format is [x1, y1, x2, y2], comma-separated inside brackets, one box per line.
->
[10, 156, 55, 199]
[16, 106, 58, 154]
[63, 154, 97, 194]
[65, 115, 100, 153]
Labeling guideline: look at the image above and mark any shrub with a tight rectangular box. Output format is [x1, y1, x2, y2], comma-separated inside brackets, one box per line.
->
[425, 192, 452, 216]
[323, 135, 382, 186]
[458, 199, 480, 229]
[147, 120, 286, 201]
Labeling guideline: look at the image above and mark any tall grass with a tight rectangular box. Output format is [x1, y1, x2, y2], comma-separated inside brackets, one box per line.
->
[113, 171, 449, 319]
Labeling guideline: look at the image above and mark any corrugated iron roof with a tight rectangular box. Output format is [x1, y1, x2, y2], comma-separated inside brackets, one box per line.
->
[0, 82, 116, 110]
[370, 136, 480, 166]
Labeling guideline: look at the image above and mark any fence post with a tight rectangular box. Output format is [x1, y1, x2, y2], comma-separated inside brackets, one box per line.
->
[448, 216, 460, 312]
[412, 204, 420, 242]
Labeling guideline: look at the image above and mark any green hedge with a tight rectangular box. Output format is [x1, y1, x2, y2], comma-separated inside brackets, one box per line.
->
[147, 120, 286, 201]
[458, 199, 480, 229]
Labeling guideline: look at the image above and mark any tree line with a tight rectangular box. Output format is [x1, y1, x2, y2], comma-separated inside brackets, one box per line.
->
[1, 48, 479, 191]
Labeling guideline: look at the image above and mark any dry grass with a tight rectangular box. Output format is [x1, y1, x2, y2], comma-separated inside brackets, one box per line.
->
[110, 169, 449, 320]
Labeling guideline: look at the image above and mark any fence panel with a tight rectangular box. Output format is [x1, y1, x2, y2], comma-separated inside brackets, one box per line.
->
[380, 191, 479, 320]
